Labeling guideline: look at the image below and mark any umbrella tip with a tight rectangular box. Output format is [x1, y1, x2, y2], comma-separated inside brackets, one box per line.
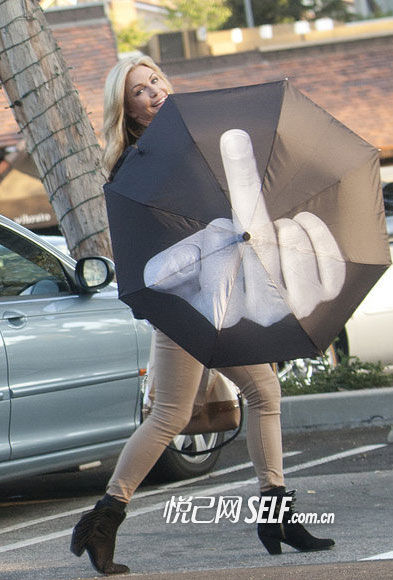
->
[242, 232, 251, 242]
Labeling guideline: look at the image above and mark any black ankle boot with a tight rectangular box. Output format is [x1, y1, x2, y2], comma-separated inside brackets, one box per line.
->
[257, 487, 335, 555]
[70, 494, 129, 574]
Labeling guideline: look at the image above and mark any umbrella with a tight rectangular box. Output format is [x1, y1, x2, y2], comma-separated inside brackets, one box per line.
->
[104, 80, 390, 368]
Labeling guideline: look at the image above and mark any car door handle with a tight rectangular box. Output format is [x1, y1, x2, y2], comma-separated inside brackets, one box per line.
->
[2, 310, 27, 327]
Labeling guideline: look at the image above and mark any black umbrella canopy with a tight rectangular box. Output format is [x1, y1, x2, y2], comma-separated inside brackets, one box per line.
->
[105, 80, 390, 368]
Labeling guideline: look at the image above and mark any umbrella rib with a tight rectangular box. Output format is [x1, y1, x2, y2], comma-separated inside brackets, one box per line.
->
[263, 133, 377, 216]
[275, 160, 374, 220]
[256, 81, 378, 218]
[145, 201, 212, 229]
[206, 243, 247, 367]
[245, 80, 286, 228]
[215, 241, 246, 333]
[147, 230, 243, 290]
[244, 240, 323, 348]
[175, 110, 235, 215]
[236, 82, 286, 236]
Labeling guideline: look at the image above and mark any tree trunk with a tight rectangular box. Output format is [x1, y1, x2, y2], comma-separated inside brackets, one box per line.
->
[0, 0, 112, 259]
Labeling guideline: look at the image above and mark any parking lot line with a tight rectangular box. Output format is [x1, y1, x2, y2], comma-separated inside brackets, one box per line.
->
[0, 452, 301, 536]
[0, 503, 168, 554]
[0, 444, 385, 553]
[283, 444, 386, 475]
[362, 550, 393, 561]
[0, 530, 73, 553]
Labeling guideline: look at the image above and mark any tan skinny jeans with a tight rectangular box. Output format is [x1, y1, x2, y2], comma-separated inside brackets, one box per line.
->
[107, 329, 284, 502]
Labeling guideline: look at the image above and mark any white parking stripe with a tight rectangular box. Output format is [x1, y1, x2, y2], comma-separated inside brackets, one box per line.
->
[151, 451, 301, 495]
[0, 506, 98, 536]
[283, 444, 386, 474]
[0, 444, 385, 553]
[0, 504, 167, 554]
[0, 451, 301, 536]
[0, 531, 72, 553]
[177, 444, 387, 497]
[362, 550, 393, 560]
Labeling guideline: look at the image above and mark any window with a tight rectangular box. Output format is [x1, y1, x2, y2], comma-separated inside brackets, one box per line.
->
[0, 227, 71, 297]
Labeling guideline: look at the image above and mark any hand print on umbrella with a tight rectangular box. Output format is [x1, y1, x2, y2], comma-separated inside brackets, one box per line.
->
[143, 129, 346, 331]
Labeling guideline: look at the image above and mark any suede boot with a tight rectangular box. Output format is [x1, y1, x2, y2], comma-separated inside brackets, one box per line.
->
[70, 494, 129, 575]
[257, 487, 335, 555]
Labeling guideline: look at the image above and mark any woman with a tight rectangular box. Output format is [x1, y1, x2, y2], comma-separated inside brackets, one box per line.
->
[70, 54, 334, 575]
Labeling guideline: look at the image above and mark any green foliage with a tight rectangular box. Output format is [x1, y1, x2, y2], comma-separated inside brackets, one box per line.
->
[302, 0, 354, 22]
[164, 0, 232, 31]
[224, 0, 303, 28]
[222, 0, 351, 29]
[115, 22, 151, 53]
[280, 353, 392, 396]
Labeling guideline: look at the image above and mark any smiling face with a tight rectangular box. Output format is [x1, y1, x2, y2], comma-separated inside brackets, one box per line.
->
[124, 65, 169, 128]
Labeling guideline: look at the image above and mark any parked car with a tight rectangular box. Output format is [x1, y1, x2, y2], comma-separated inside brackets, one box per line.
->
[341, 214, 393, 366]
[0, 215, 222, 484]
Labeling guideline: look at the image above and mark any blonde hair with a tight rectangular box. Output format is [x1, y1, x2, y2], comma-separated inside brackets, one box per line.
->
[102, 54, 173, 176]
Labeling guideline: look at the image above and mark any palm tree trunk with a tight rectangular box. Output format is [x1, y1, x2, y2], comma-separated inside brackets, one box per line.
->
[0, 0, 112, 259]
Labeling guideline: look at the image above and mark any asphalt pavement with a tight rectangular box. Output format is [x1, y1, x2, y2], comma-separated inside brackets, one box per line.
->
[1, 387, 392, 580]
[101, 386, 393, 579]
[112, 560, 393, 580]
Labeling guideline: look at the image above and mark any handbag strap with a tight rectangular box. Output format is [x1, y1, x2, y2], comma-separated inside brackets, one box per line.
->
[166, 394, 244, 456]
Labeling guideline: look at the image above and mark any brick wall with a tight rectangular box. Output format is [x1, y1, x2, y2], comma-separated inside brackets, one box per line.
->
[164, 35, 393, 158]
[0, 15, 392, 158]
[0, 5, 118, 148]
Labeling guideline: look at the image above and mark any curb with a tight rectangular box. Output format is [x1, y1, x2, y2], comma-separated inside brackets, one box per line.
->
[239, 387, 393, 439]
[281, 386, 393, 432]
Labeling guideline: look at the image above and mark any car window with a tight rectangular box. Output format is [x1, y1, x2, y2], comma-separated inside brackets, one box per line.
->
[0, 226, 72, 297]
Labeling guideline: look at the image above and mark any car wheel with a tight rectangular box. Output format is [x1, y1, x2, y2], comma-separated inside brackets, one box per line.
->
[146, 431, 225, 483]
[276, 343, 339, 383]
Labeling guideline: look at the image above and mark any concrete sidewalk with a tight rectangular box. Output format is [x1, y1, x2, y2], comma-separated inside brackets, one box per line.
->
[109, 560, 393, 580]
[280, 386, 393, 432]
[236, 386, 393, 442]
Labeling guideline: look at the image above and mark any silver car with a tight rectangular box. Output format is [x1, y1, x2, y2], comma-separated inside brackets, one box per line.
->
[0, 215, 222, 484]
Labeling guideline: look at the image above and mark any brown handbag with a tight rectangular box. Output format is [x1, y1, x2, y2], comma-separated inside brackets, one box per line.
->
[141, 366, 242, 436]
[182, 368, 241, 435]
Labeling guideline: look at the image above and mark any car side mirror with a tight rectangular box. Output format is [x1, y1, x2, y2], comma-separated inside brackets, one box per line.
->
[75, 257, 115, 292]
